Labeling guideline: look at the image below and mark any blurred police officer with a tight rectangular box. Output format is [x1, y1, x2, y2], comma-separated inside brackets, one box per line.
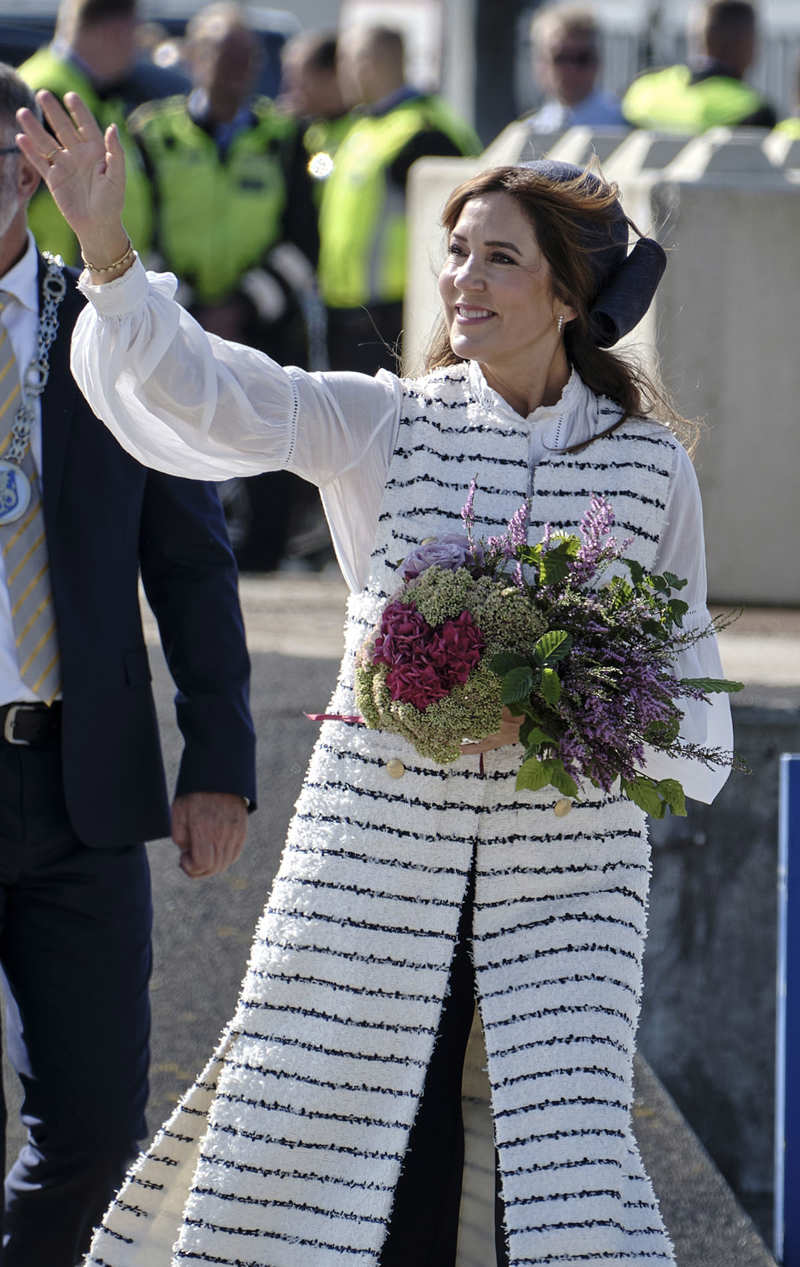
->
[130, 2, 319, 570]
[280, 30, 353, 208]
[319, 24, 480, 375]
[774, 52, 800, 139]
[130, 1, 317, 355]
[18, 0, 154, 265]
[623, 0, 777, 132]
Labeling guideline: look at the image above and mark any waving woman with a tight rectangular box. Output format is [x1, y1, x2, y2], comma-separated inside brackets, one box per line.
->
[19, 89, 731, 1267]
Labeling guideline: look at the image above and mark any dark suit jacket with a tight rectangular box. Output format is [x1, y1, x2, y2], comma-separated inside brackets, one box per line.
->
[38, 258, 256, 847]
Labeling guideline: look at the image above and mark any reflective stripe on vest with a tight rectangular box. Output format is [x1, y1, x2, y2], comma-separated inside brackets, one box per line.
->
[318, 97, 479, 309]
[622, 64, 765, 133]
[130, 97, 294, 303]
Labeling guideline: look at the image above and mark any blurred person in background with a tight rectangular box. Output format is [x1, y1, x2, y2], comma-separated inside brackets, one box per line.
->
[774, 51, 800, 137]
[280, 30, 353, 207]
[130, 0, 319, 570]
[524, 5, 627, 132]
[319, 23, 480, 375]
[130, 1, 316, 351]
[623, 0, 777, 132]
[18, 0, 154, 265]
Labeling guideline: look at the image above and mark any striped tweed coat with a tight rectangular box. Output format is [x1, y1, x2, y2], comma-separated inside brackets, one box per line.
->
[87, 364, 679, 1267]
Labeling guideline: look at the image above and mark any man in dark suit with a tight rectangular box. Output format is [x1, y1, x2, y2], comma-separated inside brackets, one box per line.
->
[0, 65, 255, 1265]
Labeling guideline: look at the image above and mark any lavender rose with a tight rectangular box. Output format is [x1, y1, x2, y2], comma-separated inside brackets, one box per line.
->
[401, 534, 484, 580]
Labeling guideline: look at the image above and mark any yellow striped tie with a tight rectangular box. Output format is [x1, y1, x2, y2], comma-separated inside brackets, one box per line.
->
[0, 295, 60, 702]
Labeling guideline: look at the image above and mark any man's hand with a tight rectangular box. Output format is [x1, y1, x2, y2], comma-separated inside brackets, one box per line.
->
[16, 90, 128, 267]
[171, 792, 248, 878]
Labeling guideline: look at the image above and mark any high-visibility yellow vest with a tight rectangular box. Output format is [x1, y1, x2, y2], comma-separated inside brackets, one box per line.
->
[775, 116, 800, 139]
[622, 64, 767, 134]
[318, 95, 480, 309]
[129, 96, 298, 304]
[19, 47, 153, 266]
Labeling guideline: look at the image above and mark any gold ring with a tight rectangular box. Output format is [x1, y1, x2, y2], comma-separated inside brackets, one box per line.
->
[45, 148, 60, 164]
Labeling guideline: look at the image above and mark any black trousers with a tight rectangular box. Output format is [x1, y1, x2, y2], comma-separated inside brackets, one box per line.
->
[379, 866, 510, 1267]
[0, 731, 152, 1266]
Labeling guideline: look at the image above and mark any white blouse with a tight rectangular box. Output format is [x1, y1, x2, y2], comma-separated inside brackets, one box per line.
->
[72, 259, 733, 802]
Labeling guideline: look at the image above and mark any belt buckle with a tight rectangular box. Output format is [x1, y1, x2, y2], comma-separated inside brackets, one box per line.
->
[4, 704, 31, 745]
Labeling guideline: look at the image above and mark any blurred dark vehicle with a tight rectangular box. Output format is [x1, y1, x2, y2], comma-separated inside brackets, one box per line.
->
[0, 6, 298, 98]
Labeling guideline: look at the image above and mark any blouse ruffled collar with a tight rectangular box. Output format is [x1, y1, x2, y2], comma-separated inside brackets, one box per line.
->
[467, 360, 618, 452]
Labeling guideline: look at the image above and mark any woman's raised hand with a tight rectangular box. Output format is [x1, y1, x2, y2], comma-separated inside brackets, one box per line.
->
[16, 90, 129, 273]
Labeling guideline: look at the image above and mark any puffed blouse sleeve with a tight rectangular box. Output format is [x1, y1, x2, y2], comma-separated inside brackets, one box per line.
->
[71, 259, 402, 590]
[640, 439, 734, 804]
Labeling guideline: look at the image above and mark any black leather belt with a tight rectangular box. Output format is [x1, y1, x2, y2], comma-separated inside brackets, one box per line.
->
[0, 701, 62, 746]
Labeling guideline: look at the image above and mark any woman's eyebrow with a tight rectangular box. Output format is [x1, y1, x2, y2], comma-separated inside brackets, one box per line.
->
[484, 239, 522, 254]
[450, 232, 523, 256]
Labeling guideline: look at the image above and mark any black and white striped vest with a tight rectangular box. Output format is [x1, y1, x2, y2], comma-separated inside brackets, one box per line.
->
[85, 363, 679, 1267]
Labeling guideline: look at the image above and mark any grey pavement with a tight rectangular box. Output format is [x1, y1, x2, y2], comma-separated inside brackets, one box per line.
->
[5, 572, 793, 1264]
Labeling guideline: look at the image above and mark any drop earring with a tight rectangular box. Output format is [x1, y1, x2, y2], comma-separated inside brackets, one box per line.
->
[557, 314, 565, 335]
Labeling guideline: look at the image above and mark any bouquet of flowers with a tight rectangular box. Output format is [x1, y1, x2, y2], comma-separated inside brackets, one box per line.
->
[354, 484, 741, 818]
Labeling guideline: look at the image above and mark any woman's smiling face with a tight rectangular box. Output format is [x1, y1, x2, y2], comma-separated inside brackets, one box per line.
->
[438, 190, 573, 406]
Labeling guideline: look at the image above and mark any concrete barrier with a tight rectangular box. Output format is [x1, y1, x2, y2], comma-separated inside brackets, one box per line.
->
[545, 123, 630, 166]
[405, 127, 800, 604]
[616, 128, 800, 604]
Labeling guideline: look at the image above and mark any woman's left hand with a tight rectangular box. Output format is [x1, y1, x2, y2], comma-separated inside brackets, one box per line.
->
[461, 708, 524, 755]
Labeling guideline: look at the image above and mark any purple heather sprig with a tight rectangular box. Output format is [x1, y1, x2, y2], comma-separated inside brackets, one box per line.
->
[568, 494, 630, 585]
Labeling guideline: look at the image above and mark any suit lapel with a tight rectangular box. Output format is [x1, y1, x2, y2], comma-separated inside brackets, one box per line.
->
[38, 255, 82, 524]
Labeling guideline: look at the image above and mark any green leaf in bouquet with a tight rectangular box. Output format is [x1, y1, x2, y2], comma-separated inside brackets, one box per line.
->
[540, 666, 561, 705]
[663, 571, 688, 591]
[533, 630, 572, 664]
[623, 558, 645, 586]
[490, 650, 532, 676]
[644, 714, 681, 747]
[649, 573, 670, 594]
[522, 725, 555, 756]
[667, 599, 689, 625]
[517, 757, 552, 792]
[621, 776, 668, 818]
[517, 756, 578, 797]
[515, 544, 541, 568]
[656, 779, 687, 817]
[545, 759, 579, 797]
[680, 676, 744, 694]
[501, 665, 534, 705]
[521, 703, 562, 745]
[537, 539, 578, 586]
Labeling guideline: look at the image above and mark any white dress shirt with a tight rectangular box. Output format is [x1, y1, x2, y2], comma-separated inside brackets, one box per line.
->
[0, 232, 49, 705]
[72, 259, 733, 801]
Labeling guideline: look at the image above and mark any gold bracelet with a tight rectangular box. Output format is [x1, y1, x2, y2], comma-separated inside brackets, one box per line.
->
[81, 237, 135, 274]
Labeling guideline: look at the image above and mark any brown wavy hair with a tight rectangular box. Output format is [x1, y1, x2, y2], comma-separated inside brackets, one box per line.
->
[424, 165, 696, 453]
